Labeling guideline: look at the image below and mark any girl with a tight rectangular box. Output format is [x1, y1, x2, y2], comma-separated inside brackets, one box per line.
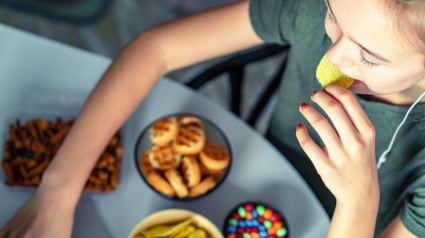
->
[1, 0, 424, 237]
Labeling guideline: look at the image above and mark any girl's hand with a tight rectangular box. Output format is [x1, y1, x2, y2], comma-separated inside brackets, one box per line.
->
[0, 179, 76, 238]
[295, 84, 379, 207]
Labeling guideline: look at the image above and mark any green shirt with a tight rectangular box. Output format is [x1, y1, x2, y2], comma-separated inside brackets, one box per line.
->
[249, 0, 425, 237]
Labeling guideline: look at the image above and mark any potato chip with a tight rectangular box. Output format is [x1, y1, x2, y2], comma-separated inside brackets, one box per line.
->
[316, 54, 355, 89]
[141, 218, 192, 238]
[171, 225, 195, 238]
[188, 229, 207, 238]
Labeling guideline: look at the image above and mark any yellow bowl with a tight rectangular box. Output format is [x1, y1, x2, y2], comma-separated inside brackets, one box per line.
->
[127, 209, 224, 238]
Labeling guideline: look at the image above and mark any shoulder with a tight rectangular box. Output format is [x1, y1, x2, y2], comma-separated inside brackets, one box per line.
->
[249, 0, 328, 44]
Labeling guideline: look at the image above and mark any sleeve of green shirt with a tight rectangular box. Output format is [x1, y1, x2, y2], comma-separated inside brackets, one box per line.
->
[249, 0, 291, 44]
[400, 178, 425, 237]
[249, 0, 327, 45]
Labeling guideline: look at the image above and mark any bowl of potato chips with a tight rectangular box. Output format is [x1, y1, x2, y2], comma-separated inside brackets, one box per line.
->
[127, 209, 223, 238]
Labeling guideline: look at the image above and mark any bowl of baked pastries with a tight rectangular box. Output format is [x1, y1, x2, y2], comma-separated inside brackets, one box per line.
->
[134, 114, 232, 200]
[127, 208, 224, 238]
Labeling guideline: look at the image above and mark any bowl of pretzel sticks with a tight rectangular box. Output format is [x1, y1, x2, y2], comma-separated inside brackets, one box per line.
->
[1, 115, 123, 193]
[134, 114, 232, 200]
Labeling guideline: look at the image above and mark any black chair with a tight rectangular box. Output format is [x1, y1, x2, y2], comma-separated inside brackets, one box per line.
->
[186, 44, 290, 129]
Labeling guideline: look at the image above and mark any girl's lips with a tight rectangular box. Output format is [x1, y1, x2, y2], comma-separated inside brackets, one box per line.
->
[348, 79, 371, 94]
[351, 79, 361, 85]
[347, 79, 362, 91]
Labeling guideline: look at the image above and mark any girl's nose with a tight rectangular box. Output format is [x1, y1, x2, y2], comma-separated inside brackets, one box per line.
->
[326, 37, 355, 68]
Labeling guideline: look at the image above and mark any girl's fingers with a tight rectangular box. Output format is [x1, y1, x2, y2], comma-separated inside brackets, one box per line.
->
[0, 227, 9, 238]
[310, 89, 359, 147]
[322, 145, 329, 156]
[296, 124, 330, 174]
[324, 84, 374, 133]
[299, 103, 344, 156]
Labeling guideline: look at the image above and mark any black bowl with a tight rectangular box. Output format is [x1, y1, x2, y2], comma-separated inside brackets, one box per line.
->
[223, 201, 289, 238]
[134, 113, 232, 201]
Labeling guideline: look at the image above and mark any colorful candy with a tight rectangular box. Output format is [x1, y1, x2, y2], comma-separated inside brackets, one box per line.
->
[276, 228, 287, 237]
[256, 205, 265, 216]
[238, 206, 247, 218]
[225, 202, 289, 238]
[263, 220, 272, 229]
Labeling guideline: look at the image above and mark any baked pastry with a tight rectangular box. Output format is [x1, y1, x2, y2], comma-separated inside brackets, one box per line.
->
[180, 155, 201, 188]
[189, 176, 216, 197]
[164, 168, 188, 198]
[199, 163, 224, 179]
[173, 126, 206, 154]
[139, 149, 154, 176]
[199, 141, 230, 170]
[150, 116, 178, 145]
[316, 54, 354, 89]
[177, 115, 205, 131]
[146, 171, 175, 196]
[148, 144, 182, 170]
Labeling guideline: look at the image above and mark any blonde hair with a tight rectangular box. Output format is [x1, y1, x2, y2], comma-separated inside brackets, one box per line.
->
[386, 0, 425, 57]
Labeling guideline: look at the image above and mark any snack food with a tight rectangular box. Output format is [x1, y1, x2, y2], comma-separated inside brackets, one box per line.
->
[173, 126, 206, 155]
[148, 144, 182, 170]
[139, 115, 230, 199]
[146, 171, 175, 197]
[199, 163, 223, 179]
[134, 218, 210, 238]
[140, 150, 155, 176]
[150, 116, 178, 146]
[316, 54, 355, 89]
[181, 155, 201, 188]
[128, 209, 223, 238]
[1, 118, 123, 192]
[164, 169, 188, 198]
[188, 176, 216, 198]
[199, 141, 230, 170]
[177, 115, 205, 130]
[224, 202, 289, 238]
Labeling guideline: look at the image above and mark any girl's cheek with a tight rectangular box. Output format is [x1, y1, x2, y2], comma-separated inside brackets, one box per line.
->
[324, 21, 334, 41]
[324, 18, 341, 43]
[361, 69, 401, 95]
[328, 26, 341, 44]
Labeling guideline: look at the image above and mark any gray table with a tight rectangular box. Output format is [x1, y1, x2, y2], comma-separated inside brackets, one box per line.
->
[0, 23, 330, 237]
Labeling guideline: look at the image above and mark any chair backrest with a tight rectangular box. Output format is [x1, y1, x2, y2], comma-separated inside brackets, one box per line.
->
[186, 44, 290, 129]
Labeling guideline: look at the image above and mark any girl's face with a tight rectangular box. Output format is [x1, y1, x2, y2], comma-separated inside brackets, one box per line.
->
[324, 0, 425, 96]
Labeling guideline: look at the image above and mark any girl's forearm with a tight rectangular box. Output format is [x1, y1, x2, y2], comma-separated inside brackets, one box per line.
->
[38, 0, 261, 205]
[41, 34, 166, 204]
[327, 199, 379, 238]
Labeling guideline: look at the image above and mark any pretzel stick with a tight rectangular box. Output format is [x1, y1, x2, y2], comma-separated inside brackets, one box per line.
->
[1, 162, 15, 185]
[50, 124, 70, 143]
[27, 159, 49, 178]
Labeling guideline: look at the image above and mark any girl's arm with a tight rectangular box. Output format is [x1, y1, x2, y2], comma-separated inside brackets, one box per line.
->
[0, 1, 263, 237]
[44, 0, 263, 203]
[296, 84, 419, 237]
[380, 216, 417, 238]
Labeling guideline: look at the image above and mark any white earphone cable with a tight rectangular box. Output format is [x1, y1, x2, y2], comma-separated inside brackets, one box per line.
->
[377, 91, 425, 170]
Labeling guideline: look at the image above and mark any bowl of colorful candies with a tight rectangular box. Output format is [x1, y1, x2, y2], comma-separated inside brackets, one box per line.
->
[223, 201, 289, 238]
